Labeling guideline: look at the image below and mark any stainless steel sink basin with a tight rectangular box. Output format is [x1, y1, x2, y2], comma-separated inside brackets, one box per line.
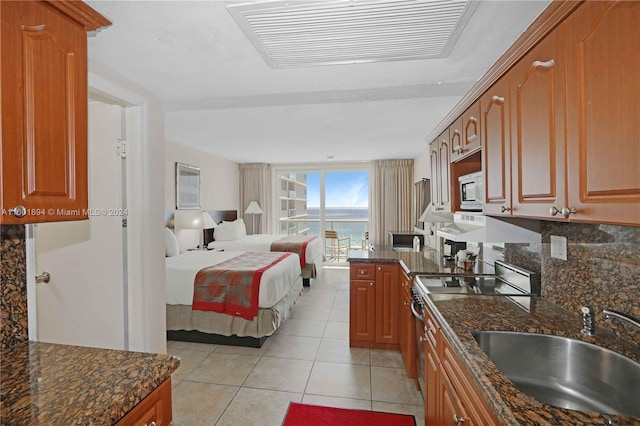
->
[472, 331, 640, 416]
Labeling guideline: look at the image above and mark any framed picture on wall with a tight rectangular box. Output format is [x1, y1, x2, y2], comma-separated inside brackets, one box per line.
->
[176, 162, 200, 209]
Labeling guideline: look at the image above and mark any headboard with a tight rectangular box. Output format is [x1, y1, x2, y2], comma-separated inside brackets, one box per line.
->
[204, 210, 238, 244]
[206, 210, 238, 224]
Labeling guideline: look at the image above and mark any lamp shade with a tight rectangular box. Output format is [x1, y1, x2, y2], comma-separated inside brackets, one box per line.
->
[202, 211, 217, 229]
[244, 201, 263, 215]
[174, 210, 203, 229]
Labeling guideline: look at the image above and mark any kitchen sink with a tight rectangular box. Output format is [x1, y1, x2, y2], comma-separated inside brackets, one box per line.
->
[471, 331, 640, 416]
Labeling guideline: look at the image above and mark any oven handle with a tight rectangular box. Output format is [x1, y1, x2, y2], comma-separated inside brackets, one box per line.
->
[410, 300, 424, 322]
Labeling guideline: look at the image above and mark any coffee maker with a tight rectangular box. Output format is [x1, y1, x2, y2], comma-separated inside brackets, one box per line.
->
[442, 239, 467, 261]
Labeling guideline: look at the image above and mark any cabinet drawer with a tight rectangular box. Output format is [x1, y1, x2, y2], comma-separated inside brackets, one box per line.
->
[350, 264, 375, 280]
[115, 378, 172, 426]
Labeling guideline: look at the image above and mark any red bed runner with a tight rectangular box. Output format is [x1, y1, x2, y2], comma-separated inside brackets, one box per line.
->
[192, 252, 293, 320]
[270, 235, 317, 267]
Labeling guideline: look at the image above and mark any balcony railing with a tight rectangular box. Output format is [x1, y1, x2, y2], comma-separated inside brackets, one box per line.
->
[278, 217, 369, 251]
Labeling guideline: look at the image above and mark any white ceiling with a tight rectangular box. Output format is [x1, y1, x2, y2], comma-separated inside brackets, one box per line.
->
[86, 0, 550, 164]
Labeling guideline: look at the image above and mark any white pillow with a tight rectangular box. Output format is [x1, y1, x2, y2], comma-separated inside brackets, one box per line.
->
[214, 222, 239, 241]
[236, 218, 247, 237]
[165, 227, 180, 257]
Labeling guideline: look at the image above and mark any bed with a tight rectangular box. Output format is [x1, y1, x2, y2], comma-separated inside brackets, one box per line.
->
[164, 229, 303, 347]
[205, 210, 323, 286]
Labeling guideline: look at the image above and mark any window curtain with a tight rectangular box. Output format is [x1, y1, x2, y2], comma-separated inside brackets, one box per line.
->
[239, 163, 272, 234]
[369, 159, 414, 246]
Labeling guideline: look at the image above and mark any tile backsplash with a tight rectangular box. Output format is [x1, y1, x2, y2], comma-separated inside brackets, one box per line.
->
[483, 221, 640, 345]
[1, 220, 638, 349]
[0, 225, 28, 350]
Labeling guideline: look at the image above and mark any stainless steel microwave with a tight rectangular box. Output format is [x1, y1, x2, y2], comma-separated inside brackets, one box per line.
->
[459, 171, 483, 211]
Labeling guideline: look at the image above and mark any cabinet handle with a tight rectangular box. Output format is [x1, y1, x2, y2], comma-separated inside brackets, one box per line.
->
[370, 282, 374, 286]
[377, 266, 381, 271]
[550, 206, 576, 218]
[532, 59, 555, 69]
[36, 272, 51, 284]
[419, 335, 428, 343]
[404, 301, 410, 306]
[8, 206, 27, 218]
[453, 414, 466, 424]
[500, 206, 511, 213]
[491, 95, 505, 104]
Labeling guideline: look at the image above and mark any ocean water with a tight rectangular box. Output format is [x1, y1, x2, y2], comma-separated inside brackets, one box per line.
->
[304, 207, 369, 248]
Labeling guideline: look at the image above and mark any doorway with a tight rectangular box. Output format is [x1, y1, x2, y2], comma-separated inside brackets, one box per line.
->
[27, 100, 135, 350]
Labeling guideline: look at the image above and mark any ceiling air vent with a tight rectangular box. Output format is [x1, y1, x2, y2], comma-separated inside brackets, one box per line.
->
[226, 0, 478, 68]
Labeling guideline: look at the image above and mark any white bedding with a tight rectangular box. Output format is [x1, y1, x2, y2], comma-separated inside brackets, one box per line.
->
[165, 250, 301, 308]
[207, 234, 322, 264]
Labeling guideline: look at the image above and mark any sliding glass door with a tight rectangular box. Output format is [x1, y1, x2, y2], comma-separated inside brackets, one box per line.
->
[274, 166, 369, 260]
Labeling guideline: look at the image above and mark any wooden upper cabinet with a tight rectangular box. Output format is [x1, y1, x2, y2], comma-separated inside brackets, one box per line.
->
[564, 0, 640, 225]
[510, 27, 567, 219]
[429, 140, 441, 208]
[481, 78, 511, 216]
[429, 130, 451, 213]
[451, 103, 481, 162]
[0, 1, 110, 224]
[438, 131, 451, 211]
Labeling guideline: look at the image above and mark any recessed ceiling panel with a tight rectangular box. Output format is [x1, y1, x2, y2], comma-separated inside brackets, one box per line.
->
[227, 0, 478, 68]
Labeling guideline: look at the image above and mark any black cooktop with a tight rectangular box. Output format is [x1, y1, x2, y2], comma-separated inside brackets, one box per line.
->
[414, 275, 530, 297]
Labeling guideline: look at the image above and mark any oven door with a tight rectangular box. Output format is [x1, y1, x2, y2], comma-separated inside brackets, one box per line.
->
[410, 291, 426, 400]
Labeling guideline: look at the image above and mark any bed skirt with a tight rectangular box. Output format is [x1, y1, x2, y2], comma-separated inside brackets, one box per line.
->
[166, 277, 303, 347]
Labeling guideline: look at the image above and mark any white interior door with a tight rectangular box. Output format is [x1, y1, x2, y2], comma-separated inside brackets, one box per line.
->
[33, 101, 126, 350]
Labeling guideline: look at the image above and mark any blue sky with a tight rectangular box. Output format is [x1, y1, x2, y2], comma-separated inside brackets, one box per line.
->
[307, 171, 369, 208]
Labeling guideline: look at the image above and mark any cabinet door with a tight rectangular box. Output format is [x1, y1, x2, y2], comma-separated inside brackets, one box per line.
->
[438, 133, 451, 211]
[511, 28, 567, 219]
[440, 371, 471, 426]
[425, 338, 440, 424]
[374, 264, 399, 345]
[565, 0, 640, 225]
[481, 78, 511, 216]
[399, 280, 417, 378]
[462, 102, 482, 158]
[1, 1, 89, 223]
[451, 104, 481, 162]
[349, 279, 375, 343]
[449, 117, 464, 161]
[429, 140, 441, 207]
[115, 378, 172, 426]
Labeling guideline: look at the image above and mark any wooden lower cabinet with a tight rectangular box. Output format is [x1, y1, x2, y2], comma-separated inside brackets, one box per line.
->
[399, 269, 417, 379]
[422, 304, 498, 426]
[115, 378, 173, 426]
[349, 262, 399, 349]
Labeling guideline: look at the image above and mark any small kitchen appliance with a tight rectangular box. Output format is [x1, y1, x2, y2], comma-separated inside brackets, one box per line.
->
[458, 170, 483, 211]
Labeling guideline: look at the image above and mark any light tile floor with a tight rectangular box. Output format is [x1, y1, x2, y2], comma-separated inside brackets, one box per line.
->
[168, 264, 425, 426]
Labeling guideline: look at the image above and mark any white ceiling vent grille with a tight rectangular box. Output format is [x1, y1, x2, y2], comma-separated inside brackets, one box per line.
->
[227, 0, 478, 68]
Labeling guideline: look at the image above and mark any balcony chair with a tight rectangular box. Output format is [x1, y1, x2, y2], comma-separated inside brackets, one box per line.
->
[325, 230, 351, 261]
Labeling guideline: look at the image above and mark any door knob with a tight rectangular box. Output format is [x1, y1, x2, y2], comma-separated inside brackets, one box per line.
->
[9, 206, 26, 218]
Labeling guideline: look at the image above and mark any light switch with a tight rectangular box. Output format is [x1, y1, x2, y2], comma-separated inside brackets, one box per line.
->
[550, 235, 567, 261]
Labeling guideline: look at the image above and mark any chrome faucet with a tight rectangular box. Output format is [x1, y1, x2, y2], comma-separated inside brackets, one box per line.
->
[603, 309, 640, 331]
[580, 306, 595, 336]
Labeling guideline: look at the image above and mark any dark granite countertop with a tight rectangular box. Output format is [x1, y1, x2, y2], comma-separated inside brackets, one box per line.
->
[348, 247, 496, 277]
[425, 294, 640, 425]
[0, 341, 180, 425]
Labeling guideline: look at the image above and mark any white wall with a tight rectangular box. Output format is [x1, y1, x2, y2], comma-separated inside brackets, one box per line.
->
[88, 62, 168, 354]
[165, 141, 240, 249]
